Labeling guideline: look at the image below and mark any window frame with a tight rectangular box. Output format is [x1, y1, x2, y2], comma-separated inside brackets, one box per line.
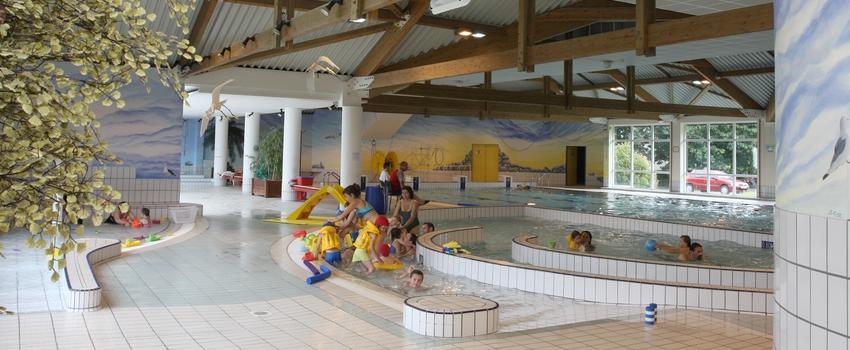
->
[682, 121, 759, 196]
[611, 124, 672, 191]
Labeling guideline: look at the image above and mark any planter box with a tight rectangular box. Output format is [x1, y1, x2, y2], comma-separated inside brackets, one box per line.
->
[252, 179, 282, 198]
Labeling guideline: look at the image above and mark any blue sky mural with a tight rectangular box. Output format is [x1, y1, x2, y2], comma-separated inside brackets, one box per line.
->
[776, 0, 850, 218]
[91, 79, 183, 179]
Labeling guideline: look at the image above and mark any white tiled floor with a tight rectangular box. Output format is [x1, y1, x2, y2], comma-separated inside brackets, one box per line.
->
[0, 184, 774, 349]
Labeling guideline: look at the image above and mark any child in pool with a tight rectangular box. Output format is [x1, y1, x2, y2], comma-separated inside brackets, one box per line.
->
[398, 266, 424, 289]
[656, 235, 698, 262]
[578, 231, 594, 252]
[139, 208, 151, 227]
[566, 230, 581, 250]
[689, 243, 704, 261]
[391, 228, 417, 258]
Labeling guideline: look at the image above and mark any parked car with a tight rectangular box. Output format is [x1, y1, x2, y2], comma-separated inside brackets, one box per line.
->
[685, 169, 749, 194]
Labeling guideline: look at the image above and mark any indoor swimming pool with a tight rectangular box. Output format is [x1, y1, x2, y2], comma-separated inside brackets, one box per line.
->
[419, 187, 773, 233]
[433, 217, 774, 269]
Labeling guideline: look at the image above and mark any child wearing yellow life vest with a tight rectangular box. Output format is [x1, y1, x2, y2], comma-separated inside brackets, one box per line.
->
[344, 215, 390, 274]
[566, 230, 581, 251]
[316, 223, 341, 264]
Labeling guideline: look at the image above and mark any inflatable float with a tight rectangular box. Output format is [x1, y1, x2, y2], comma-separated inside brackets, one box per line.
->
[374, 261, 403, 271]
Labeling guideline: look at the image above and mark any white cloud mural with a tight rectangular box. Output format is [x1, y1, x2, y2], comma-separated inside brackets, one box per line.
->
[776, 0, 850, 218]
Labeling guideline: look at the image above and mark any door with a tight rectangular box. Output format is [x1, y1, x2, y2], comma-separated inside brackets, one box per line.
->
[471, 144, 499, 182]
[565, 146, 587, 186]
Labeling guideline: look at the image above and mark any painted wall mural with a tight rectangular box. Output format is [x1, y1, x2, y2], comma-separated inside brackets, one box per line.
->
[91, 79, 183, 179]
[775, 0, 850, 218]
[301, 110, 607, 181]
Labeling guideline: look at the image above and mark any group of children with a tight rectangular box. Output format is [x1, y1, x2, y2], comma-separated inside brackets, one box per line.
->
[105, 201, 152, 227]
[566, 230, 595, 252]
[311, 184, 438, 290]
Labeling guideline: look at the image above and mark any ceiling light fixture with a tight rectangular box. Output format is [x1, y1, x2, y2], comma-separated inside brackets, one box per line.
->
[609, 86, 625, 92]
[277, 109, 284, 117]
[701, 80, 710, 85]
[218, 47, 231, 57]
[471, 31, 486, 38]
[320, 0, 343, 16]
[273, 19, 290, 36]
[350, 17, 367, 23]
[240, 35, 256, 48]
[456, 27, 473, 37]
[692, 80, 703, 85]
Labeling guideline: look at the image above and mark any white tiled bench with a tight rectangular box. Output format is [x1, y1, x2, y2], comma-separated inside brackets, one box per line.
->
[62, 238, 121, 311]
[404, 294, 499, 337]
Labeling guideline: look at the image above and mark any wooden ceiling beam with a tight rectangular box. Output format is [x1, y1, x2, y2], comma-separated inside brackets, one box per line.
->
[684, 59, 762, 109]
[187, 0, 220, 54]
[223, 0, 501, 32]
[518, 0, 535, 72]
[354, 0, 429, 75]
[635, 0, 656, 56]
[716, 66, 773, 78]
[387, 84, 746, 117]
[366, 4, 773, 89]
[536, 5, 685, 22]
[186, 0, 401, 75]
[188, 22, 395, 75]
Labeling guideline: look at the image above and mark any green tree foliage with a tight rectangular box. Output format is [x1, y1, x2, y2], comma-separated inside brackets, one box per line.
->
[253, 129, 283, 180]
[615, 142, 651, 188]
[0, 0, 199, 281]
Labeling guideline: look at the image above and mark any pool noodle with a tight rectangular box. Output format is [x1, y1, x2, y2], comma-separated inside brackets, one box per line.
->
[305, 263, 331, 285]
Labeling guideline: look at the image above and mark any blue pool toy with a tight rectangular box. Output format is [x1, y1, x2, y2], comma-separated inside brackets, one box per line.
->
[304, 261, 332, 285]
[324, 250, 341, 264]
[645, 239, 657, 252]
[390, 245, 397, 255]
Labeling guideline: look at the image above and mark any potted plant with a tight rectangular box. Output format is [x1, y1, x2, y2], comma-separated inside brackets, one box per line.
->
[251, 129, 283, 197]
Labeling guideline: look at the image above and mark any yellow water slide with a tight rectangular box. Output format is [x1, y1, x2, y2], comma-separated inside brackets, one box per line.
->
[263, 184, 347, 225]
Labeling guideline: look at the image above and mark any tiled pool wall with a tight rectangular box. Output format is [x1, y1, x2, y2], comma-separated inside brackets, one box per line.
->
[512, 235, 773, 290]
[773, 207, 850, 349]
[419, 205, 773, 248]
[419, 228, 772, 314]
[98, 166, 181, 218]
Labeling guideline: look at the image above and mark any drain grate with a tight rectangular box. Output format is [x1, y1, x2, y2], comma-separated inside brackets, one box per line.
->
[252, 311, 269, 316]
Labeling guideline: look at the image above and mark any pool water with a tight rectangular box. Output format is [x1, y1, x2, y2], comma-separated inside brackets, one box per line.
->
[340, 263, 643, 332]
[434, 217, 774, 269]
[419, 187, 773, 233]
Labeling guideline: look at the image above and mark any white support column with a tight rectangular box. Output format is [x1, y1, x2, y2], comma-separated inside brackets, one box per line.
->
[242, 112, 261, 194]
[212, 117, 229, 186]
[340, 103, 363, 188]
[281, 107, 303, 201]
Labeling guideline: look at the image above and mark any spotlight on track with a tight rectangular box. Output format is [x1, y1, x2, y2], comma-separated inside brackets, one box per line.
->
[240, 35, 256, 48]
[217, 47, 231, 57]
[320, 0, 343, 16]
[277, 109, 284, 117]
[273, 19, 290, 36]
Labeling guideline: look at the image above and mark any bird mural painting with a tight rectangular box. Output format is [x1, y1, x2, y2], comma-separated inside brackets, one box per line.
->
[163, 163, 177, 177]
[306, 56, 341, 92]
[823, 116, 850, 180]
[199, 79, 236, 136]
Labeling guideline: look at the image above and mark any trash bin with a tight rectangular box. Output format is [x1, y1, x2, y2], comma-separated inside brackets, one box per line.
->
[294, 177, 314, 200]
[296, 177, 314, 186]
[365, 186, 386, 215]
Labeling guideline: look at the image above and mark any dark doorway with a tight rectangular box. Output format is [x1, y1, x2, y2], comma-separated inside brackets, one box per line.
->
[565, 146, 587, 186]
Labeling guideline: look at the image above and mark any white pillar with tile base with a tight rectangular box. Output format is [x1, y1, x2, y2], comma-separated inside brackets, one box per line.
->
[242, 112, 260, 194]
[281, 107, 302, 201]
[212, 117, 229, 186]
[774, 1, 850, 348]
[340, 102, 363, 188]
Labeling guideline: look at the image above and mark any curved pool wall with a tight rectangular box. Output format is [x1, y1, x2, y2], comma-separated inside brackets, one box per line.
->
[419, 225, 773, 314]
[512, 235, 773, 290]
[418, 205, 773, 248]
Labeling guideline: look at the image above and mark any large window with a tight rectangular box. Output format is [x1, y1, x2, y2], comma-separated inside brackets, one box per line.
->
[613, 124, 671, 191]
[684, 122, 758, 197]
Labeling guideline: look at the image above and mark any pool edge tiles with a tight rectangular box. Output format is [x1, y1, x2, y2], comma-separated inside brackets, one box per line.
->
[512, 235, 774, 290]
[419, 205, 773, 248]
[420, 227, 774, 315]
